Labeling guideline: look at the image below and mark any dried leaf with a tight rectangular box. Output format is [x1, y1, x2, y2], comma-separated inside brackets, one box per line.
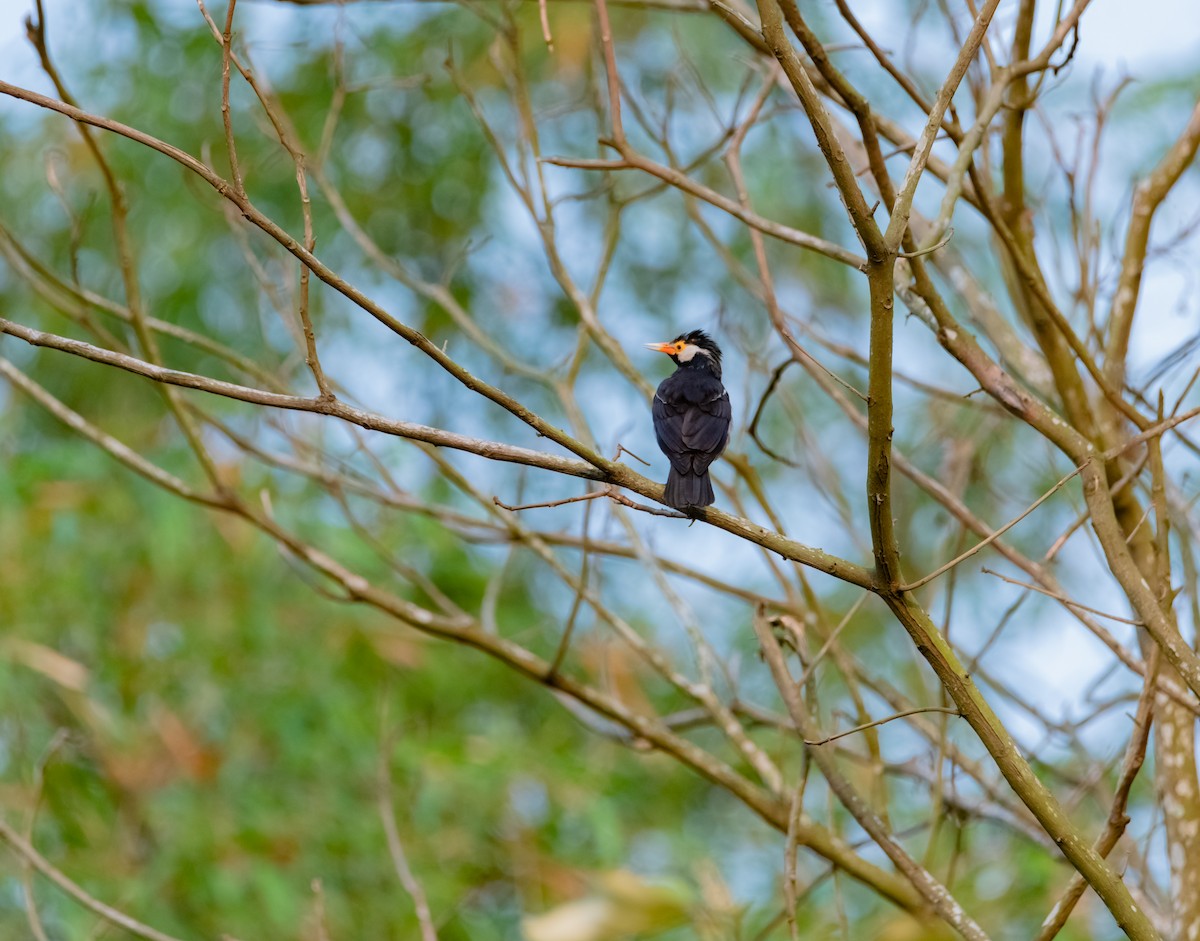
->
[7, 639, 89, 691]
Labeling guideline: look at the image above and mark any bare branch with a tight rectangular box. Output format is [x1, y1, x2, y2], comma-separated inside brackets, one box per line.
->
[1105, 98, 1200, 386]
[542, 153, 866, 267]
[804, 707, 963, 748]
[981, 569, 1145, 627]
[884, 0, 1001, 250]
[378, 739, 439, 941]
[753, 613, 992, 941]
[1034, 650, 1159, 941]
[0, 819, 187, 941]
[902, 464, 1084, 592]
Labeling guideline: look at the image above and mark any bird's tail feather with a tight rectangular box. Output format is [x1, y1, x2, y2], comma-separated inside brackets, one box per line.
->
[664, 468, 715, 509]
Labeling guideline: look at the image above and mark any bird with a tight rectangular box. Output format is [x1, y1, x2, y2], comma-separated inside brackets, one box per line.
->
[644, 330, 732, 510]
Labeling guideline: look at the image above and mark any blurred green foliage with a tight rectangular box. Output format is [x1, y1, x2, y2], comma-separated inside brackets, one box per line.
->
[0, 440, 771, 939]
[0, 0, 1186, 939]
[0, 3, 789, 936]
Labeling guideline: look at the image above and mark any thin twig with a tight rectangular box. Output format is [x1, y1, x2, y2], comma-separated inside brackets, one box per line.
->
[897, 227, 953, 259]
[219, 0, 244, 196]
[310, 879, 332, 941]
[0, 355, 222, 507]
[0, 820, 187, 941]
[378, 741, 439, 941]
[612, 443, 651, 466]
[493, 485, 689, 519]
[883, 0, 1002, 249]
[1033, 649, 1159, 941]
[796, 593, 869, 689]
[543, 151, 866, 267]
[783, 761, 811, 941]
[494, 490, 608, 512]
[1042, 453, 1148, 563]
[538, 0, 554, 49]
[901, 464, 1084, 591]
[547, 494, 595, 677]
[981, 569, 1144, 626]
[592, 0, 623, 140]
[20, 729, 69, 941]
[804, 707, 963, 747]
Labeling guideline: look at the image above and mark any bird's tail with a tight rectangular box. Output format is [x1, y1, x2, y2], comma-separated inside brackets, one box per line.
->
[664, 468, 715, 509]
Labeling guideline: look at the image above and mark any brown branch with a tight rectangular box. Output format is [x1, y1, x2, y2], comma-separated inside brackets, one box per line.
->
[0, 316, 605, 480]
[0, 819, 187, 941]
[980, 569, 1144, 626]
[901, 464, 1084, 592]
[612, 443, 651, 466]
[1033, 650, 1159, 941]
[804, 707, 963, 747]
[0, 355, 223, 508]
[603, 488, 690, 518]
[218, 0, 245, 197]
[0, 316, 875, 586]
[1105, 98, 1200, 387]
[542, 153, 866, 267]
[883, 0, 1001, 250]
[494, 490, 608, 512]
[753, 614, 992, 941]
[753, 0, 885, 256]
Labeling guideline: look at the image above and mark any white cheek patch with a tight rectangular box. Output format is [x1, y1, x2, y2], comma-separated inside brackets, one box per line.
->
[676, 344, 701, 362]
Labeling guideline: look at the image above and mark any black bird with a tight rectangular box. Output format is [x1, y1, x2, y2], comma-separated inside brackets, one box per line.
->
[645, 330, 732, 510]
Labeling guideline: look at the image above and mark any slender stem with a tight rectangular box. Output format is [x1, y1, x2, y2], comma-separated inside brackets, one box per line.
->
[0, 821, 187, 941]
[902, 464, 1084, 591]
[981, 569, 1144, 626]
[804, 707, 963, 747]
[884, 0, 1002, 250]
[219, 0, 244, 196]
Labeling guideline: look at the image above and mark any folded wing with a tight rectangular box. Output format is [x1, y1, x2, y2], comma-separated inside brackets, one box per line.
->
[653, 375, 731, 475]
[684, 392, 731, 472]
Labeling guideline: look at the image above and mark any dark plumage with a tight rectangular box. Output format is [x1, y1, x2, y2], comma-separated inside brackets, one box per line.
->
[645, 329, 732, 510]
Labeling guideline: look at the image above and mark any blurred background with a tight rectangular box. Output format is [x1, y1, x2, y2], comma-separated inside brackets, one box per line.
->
[1, 0, 1199, 938]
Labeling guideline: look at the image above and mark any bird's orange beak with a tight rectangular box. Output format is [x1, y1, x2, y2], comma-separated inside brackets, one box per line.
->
[645, 341, 679, 355]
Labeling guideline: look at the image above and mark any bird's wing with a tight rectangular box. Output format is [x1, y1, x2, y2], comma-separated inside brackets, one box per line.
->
[652, 392, 693, 475]
[654, 372, 731, 474]
[681, 389, 731, 472]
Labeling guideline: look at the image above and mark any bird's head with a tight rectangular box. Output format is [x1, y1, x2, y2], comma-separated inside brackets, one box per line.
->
[644, 329, 723, 367]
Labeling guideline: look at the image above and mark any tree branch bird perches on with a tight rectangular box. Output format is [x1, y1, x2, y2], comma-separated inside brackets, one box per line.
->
[646, 330, 732, 510]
